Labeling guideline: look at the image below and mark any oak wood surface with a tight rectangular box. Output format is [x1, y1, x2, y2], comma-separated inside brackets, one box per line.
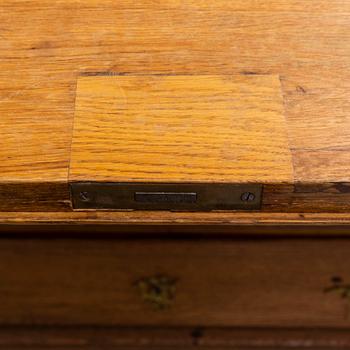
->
[71, 74, 292, 184]
[3, 212, 350, 235]
[0, 239, 350, 327]
[1, 0, 350, 216]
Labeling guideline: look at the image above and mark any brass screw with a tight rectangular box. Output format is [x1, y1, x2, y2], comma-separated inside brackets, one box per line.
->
[241, 192, 255, 202]
[79, 191, 90, 202]
[324, 276, 350, 299]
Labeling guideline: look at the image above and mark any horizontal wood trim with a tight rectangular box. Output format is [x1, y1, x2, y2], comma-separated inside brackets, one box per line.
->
[0, 183, 71, 212]
[0, 326, 350, 349]
[3, 182, 350, 213]
[1, 212, 350, 230]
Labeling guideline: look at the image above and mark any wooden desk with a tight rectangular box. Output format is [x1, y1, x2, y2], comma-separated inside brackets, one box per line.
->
[1, 1, 350, 348]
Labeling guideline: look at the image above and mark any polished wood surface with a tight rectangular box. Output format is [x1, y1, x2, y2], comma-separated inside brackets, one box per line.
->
[0, 239, 350, 327]
[71, 74, 291, 183]
[1, 0, 350, 217]
[3, 2, 350, 345]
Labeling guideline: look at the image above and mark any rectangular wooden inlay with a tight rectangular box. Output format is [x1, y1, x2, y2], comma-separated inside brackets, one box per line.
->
[70, 74, 292, 210]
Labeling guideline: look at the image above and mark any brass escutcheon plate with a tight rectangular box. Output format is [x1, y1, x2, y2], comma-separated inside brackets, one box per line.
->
[70, 182, 262, 211]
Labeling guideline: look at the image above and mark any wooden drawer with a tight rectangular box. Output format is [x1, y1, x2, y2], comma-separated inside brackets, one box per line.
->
[0, 239, 350, 327]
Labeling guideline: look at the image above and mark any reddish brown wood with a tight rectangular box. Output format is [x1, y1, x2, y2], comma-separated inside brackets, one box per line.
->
[0, 326, 350, 349]
[0, 239, 349, 327]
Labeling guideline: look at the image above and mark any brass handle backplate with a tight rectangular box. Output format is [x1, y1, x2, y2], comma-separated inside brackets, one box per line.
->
[135, 275, 177, 310]
[324, 276, 350, 299]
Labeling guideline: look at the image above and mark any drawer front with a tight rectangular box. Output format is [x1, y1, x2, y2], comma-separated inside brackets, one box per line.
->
[0, 239, 349, 327]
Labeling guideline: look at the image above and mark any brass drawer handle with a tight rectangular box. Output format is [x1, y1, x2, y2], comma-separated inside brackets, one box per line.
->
[324, 276, 350, 299]
[135, 275, 177, 310]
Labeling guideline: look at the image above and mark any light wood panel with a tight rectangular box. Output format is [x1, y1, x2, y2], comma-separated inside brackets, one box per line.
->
[1, 0, 350, 214]
[70, 74, 292, 184]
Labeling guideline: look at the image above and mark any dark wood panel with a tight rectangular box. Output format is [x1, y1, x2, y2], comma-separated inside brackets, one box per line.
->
[0, 183, 71, 212]
[0, 239, 350, 327]
[0, 326, 350, 349]
[2, 1, 350, 214]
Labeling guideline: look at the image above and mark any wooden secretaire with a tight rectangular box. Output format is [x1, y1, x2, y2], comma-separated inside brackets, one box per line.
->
[2, 1, 350, 349]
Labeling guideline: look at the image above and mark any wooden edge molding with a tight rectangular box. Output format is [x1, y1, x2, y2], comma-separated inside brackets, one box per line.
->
[2, 212, 350, 235]
[2, 182, 350, 213]
[0, 183, 71, 212]
[0, 326, 349, 349]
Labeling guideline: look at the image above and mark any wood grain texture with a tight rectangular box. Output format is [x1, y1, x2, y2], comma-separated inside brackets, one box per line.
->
[3, 212, 350, 233]
[0, 239, 350, 327]
[1, 0, 350, 213]
[0, 183, 71, 212]
[263, 183, 350, 213]
[70, 74, 292, 184]
[1, 326, 350, 349]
